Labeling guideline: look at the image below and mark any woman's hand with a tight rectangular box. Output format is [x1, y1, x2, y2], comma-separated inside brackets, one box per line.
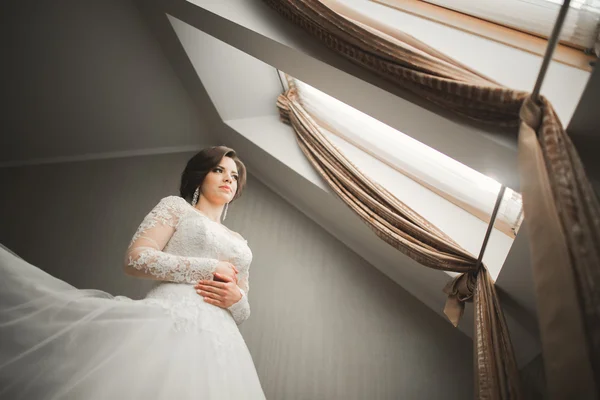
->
[214, 261, 238, 283]
[195, 273, 242, 308]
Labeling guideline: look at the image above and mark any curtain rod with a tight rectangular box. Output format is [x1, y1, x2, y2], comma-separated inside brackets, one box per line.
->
[477, 1, 572, 266]
[532, 0, 572, 101]
[476, 185, 506, 269]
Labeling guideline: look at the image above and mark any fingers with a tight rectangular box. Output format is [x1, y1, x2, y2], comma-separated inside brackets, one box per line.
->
[198, 289, 231, 308]
[196, 284, 225, 295]
[199, 279, 227, 288]
[214, 272, 235, 283]
[200, 291, 221, 301]
[195, 279, 230, 300]
[195, 279, 237, 309]
[202, 297, 224, 307]
[196, 286, 225, 306]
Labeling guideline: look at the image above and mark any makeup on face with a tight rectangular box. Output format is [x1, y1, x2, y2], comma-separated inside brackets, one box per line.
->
[209, 158, 238, 199]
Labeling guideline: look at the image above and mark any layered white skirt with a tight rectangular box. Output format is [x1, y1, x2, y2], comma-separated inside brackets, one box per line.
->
[0, 246, 265, 399]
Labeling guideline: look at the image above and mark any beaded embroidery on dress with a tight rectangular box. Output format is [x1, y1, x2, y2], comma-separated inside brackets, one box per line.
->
[0, 196, 265, 399]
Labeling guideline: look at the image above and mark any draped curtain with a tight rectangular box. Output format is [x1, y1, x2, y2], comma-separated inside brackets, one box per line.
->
[264, 0, 600, 398]
[292, 77, 525, 237]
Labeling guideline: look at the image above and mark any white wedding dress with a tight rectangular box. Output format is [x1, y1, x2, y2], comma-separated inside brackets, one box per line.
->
[0, 196, 266, 399]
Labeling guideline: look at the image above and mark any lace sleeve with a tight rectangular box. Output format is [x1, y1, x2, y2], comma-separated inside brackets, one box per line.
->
[123, 196, 219, 284]
[228, 270, 251, 325]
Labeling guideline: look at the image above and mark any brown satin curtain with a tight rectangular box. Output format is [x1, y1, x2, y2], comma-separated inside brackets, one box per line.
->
[264, 0, 600, 399]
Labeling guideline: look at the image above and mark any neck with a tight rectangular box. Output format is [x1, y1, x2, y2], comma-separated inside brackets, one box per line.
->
[194, 196, 225, 224]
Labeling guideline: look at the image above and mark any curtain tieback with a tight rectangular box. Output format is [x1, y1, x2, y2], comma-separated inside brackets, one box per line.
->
[443, 271, 477, 327]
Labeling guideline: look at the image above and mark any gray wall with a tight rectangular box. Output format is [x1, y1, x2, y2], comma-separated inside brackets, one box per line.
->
[568, 65, 600, 197]
[230, 169, 475, 399]
[520, 353, 547, 400]
[0, 154, 191, 298]
[0, 0, 208, 165]
[0, 152, 474, 399]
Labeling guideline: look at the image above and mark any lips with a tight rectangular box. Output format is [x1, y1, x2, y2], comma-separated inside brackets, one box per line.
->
[219, 186, 231, 192]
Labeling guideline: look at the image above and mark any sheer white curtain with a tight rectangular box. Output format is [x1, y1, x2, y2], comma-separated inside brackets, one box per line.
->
[289, 75, 524, 235]
[421, 0, 600, 49]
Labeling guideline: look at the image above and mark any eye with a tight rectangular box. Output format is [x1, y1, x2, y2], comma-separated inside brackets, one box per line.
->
[232, 175, 239, 181]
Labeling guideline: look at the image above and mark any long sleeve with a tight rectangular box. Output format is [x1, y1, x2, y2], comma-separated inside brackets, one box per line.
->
[124, 196, 219, 284]
[228, 270, 251, 325]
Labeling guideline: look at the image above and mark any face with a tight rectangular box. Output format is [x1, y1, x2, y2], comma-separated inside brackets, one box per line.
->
[200, 156, 239, 205]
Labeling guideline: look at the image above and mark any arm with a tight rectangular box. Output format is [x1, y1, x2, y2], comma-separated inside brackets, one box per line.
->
[123, 196, 219, 284]
[227, 271, 251, 325]
[199, 270, 251, 325]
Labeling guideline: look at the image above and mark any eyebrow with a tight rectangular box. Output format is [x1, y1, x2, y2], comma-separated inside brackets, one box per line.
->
[217, 165, 238, 175]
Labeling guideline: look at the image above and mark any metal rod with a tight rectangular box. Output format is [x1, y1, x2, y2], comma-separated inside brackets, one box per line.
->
[276, 69, 287, 93]
[476, 185, 507, 268]
[531, 0, 572, 101]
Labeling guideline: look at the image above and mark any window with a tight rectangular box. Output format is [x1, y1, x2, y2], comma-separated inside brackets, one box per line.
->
[420, 0, 600, 49]
[285, 73, 524, 237]
[365, 0, 598, 69]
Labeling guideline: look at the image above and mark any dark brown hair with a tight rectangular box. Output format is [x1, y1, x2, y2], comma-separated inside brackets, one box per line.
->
[180, 146, 247, 204]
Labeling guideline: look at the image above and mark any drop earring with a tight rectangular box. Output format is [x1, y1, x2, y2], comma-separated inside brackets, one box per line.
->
[222, 202, 229, 222]
[191, 187, 199, 206]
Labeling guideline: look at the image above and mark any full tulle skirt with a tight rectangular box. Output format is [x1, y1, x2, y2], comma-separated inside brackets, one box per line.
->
[0, 246, 265, 399]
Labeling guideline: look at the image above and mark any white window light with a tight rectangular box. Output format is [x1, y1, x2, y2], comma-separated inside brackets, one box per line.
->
[288, 75, 524, 237]
[417, 0, 600, 50]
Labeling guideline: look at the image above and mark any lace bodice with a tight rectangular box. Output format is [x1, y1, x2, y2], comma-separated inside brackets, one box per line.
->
[123, 196, 252, 325]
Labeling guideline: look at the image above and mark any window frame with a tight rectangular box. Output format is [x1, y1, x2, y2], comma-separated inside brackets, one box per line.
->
[282, 72, 523, 238]
[370, 0, 595, 71]
[319, 119, 521, 237]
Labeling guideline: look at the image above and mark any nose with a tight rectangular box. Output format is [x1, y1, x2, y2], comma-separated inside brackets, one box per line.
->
[223, 174, 232, 184]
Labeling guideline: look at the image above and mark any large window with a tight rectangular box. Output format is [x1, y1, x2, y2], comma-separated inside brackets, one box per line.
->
[420, 0, 600, 49]
[285, 73, 524, 237]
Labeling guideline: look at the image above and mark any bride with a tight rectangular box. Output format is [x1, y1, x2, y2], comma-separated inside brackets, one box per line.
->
[0, 146, 266, 399]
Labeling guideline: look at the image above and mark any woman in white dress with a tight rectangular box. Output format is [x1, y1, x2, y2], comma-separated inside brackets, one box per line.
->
[0, 146, 266, 399]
